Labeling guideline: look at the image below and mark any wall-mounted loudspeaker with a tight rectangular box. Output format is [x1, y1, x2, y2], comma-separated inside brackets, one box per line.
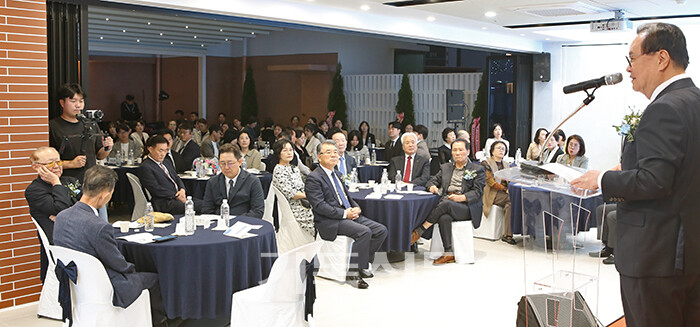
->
[533, 52, 550, 82]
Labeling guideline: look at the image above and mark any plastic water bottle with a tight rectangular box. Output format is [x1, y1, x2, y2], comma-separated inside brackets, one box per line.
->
[351, 168, 359, 185]
[185, 196, 195, 232]
[264, 142, 270, 157]
[380, 169, 389, 193]
[128, 149, 135, 165]
[515, 148, 522, 167]
[371, 149, 376, 165]
[220, 199, 230, 227]
[241, 158, 248, 170]
[395, 170, 403, 191]
[144, 202, 154, 232]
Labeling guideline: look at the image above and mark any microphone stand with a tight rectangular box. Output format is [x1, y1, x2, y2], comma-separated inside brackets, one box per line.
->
[537, 88, 598, 164]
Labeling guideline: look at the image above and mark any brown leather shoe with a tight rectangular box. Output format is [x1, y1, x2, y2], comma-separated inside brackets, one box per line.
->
[410, 230, 421, 245]
[433, 254, 455, 265]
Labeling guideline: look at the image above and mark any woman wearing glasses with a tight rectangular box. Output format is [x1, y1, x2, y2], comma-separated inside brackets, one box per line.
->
[25, 146, 80, 282]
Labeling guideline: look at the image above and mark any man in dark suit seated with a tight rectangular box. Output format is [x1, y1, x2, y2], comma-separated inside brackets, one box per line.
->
[572, 23, 700, 327]
[330, 129, 356, 178]
[53, 166, 168, 326]
[177, 121, 200, 169]
[139, 135, 195, 215]
[202, 143, 264, 217]
[155, 129, 186, 173]
[384, 121, 403, 160]
[410, 139, 485, 265]
[387, 132, 430, 187]
[25, 147, 80, 282]
[305, 140, 387, 289]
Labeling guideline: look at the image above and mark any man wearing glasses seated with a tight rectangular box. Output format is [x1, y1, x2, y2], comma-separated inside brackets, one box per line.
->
[25, 147, 81, 282]
[306, 141, 387, 289]
[202, 143, 264, 218]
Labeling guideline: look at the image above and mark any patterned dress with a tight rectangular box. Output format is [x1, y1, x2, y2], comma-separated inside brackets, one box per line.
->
[272, 164, 315, 237]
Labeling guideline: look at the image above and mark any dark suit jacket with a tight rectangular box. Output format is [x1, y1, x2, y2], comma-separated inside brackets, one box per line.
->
[165, 150, 186, 173]
[427, 162, 485, 228]
[201, 170, 264, 218]
[388, 154, 430, 186]
[541, 147, 564, 163]
[179, 139, 200, 169]
[305, 166, 360, 241]
[138, 157, 186, 213]
[601, 78, 700, 277]
[53, 202, 157, 308]
[200, 137, 218, 157]
[335, 153, 357, 176]
[25, 176, 80, 243]
[384, 138, 403, 160]
[437, 145, 452, 164]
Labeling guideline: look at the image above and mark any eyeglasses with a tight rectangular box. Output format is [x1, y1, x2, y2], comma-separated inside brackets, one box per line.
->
[220, 161, 239, 167]
[37, 160, 63, 168]
[626, 50, 657, 66]
[320, 150, 339, 156]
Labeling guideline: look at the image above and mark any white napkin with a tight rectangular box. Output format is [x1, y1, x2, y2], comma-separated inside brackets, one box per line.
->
[223, 221, 262, 238]
[365, 192, 383, 199]
[118, 233, 156, 244]
[246, 168, 261, 174]
[384, 194, 404, 200]
[112, 221, 143, 229]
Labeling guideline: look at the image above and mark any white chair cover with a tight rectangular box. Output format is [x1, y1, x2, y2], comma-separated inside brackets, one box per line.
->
[429, 221, 475, 264]
[473, 205, 505, 241]
[31, 217, 62, 320]
[126, 173, 148, 222]
[272, 186, 314, 254]
[475, 150, 486, 162]
[262, 183, 276, 225]
[315, 235, 354, 282]
[50, 246, 152, 327]
[231, 241, 324, 327]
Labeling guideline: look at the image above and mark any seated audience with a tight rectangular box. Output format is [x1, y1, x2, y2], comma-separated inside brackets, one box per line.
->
[358, 121, 376, 147]
[223, 127, 240, 145]
[139, 136, 194, 215]
[526, 128, 548, 161]
[190, 111, 199, 121]
[556, 134, 589, 169]
[167, 120, 178, 134]
[316, 120, 329, 141]
[456, 129, 470, 143]
[238, 131, 264, 170]
[271, 139, 315, 237]
[438, 127, 456, 164]
[200, 125, 223, 157]
[108, 123, 140, 162]
[53, 166, 168, 326]
[202, 144, 264, 217]
[410, 139, 485, 264]
[107, 121, 119, 140]
[259, 119, 275, 144]
[414, 124, 430, 159]
[540, 132, 564, 163]
[25, 147, 80, 282]
[330, 129, 356, 177]
[404, 123, 414, 134]
[305, 141, 387, 289]
[221, 122, 230, 133]
[177, 122, 201, 169]
[554, 129, 566, 152]
[385, 121, 403, 160]
[590, 203, 617, 265]
[484, 123, 509, 158]
[243, 116, 259, 140]
[347, 130, 369, 164]
[155, 129, 186, 173]
[193, 118, 209, 145]
[174, 110, 185, 125]
[388, 132, 430, 187]
[482, 141, 514, 245]
[290, 115, 301, 129]
[129, 120, 149, 153]
[232, 118, 243, 132]
[293, 128, 310, 167]
[304, 123, 321, 163]
[217, 112, 227, 127]
[333, 119, 348, 137]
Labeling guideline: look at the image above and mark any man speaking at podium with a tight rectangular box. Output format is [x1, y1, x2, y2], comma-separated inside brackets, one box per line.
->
[572, 23, 700, 327]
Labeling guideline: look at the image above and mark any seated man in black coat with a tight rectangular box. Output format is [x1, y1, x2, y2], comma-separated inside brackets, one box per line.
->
[387, 132, 430, 187]
[25, 146, 80, 282]
[202, 143, 264, 217]
[410, 139, 485, 265]
[53, 166, 168, 326]
[177, 121, 200, 170]
[384, 121, 403, 160]
[306, 140, 387, 289]
[139, 135, 195, 215]
[155, 129, 186, 173]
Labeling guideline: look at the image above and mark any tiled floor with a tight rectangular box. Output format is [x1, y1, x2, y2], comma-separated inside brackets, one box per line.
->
[0, 230, 624, 326]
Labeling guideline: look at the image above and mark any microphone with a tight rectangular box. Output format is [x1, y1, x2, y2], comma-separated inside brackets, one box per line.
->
[563, 73, 623, 94]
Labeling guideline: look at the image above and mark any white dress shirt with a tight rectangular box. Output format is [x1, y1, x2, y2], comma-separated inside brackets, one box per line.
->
[403, 154, 415, 181]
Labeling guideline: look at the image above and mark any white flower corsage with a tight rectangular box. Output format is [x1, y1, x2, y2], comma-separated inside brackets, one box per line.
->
[65, 181, 81, 198]
[463, 169, 477, 180]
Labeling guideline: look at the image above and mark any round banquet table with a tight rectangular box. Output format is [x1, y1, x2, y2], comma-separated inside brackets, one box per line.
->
[114, 216, 277, 320]
[107, 165, 139, 205]
[348, 187, 439, 252]
[509, 183, 602, 236]
[180, 171, 272, 199]
[356, 163, 389, 183]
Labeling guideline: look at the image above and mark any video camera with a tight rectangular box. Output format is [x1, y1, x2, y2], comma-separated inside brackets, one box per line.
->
[77, 109, 104, 122]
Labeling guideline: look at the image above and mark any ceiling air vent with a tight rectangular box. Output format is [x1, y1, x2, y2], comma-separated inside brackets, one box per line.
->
[510, 2, 607, 17]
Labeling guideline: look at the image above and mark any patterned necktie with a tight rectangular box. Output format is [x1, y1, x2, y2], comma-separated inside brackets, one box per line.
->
[339, 156, 346, 176]
[404, 156, 412, 183]
[331, 172, 351, 209]
[159, 162, 179, 192]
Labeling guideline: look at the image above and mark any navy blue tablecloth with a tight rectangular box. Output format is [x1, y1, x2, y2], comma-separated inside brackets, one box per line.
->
[349, 187, 439, 252]
[509, 183, 602, 236]
[108, 166, 138, 205]
[181, 172, 272, 199]
[356, 164, 388, 183]
[115, 216, 277, 320]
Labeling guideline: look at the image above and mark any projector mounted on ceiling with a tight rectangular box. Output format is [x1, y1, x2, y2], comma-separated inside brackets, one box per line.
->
[590, 10, 633, 32]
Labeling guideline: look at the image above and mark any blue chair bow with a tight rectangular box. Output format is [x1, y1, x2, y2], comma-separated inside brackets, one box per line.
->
[55, 259, 77, 327]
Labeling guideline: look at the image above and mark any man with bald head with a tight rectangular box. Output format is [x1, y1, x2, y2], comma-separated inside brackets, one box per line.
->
[25, 147, 80, 282]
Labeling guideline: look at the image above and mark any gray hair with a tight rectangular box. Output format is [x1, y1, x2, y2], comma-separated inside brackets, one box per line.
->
[82, 165, 118, 197]
[317, 140, 339, 156]
[400, 132, 417, 143]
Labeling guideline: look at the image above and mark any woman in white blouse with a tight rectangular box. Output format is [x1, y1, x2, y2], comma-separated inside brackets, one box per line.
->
[484, 123, 509, 158]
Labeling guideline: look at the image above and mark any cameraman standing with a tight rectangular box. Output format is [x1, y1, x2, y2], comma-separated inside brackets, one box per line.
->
[49, 83, 113, 181]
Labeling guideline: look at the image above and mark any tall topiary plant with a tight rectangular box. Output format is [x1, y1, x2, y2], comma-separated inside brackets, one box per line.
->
[241, 65, 259, 123]
[327, 62, 348, 127]
[395, 73, 415, 127]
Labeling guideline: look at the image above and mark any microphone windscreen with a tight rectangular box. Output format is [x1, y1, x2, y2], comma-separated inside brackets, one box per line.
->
[606, 73, 623, 85]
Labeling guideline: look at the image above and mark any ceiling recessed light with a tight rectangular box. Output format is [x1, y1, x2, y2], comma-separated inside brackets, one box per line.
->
[147, 22, 151, 25]
[484, 11, 497, 18]
[122, 29, 126, 32]
[220, 29, 223, 32]
[159, 32, 163, 36]
[545, 38, 551, 41]
[520, 33, 525, 36]
[194, 35, 197, 39]
[170, 41, 174, 45]
[481, 27, 487, 30]
[185, 25, 189, 29]
[105, 18, 109, 21]
[251, 32, 255, 35]
[99, 36, 103, 39]
[427, 16, 435, 22]
[225, 38, 229, 41]
[136, 39, 140, 42]
[201, 44, 204, 47]
[360, 5, 370, 11]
